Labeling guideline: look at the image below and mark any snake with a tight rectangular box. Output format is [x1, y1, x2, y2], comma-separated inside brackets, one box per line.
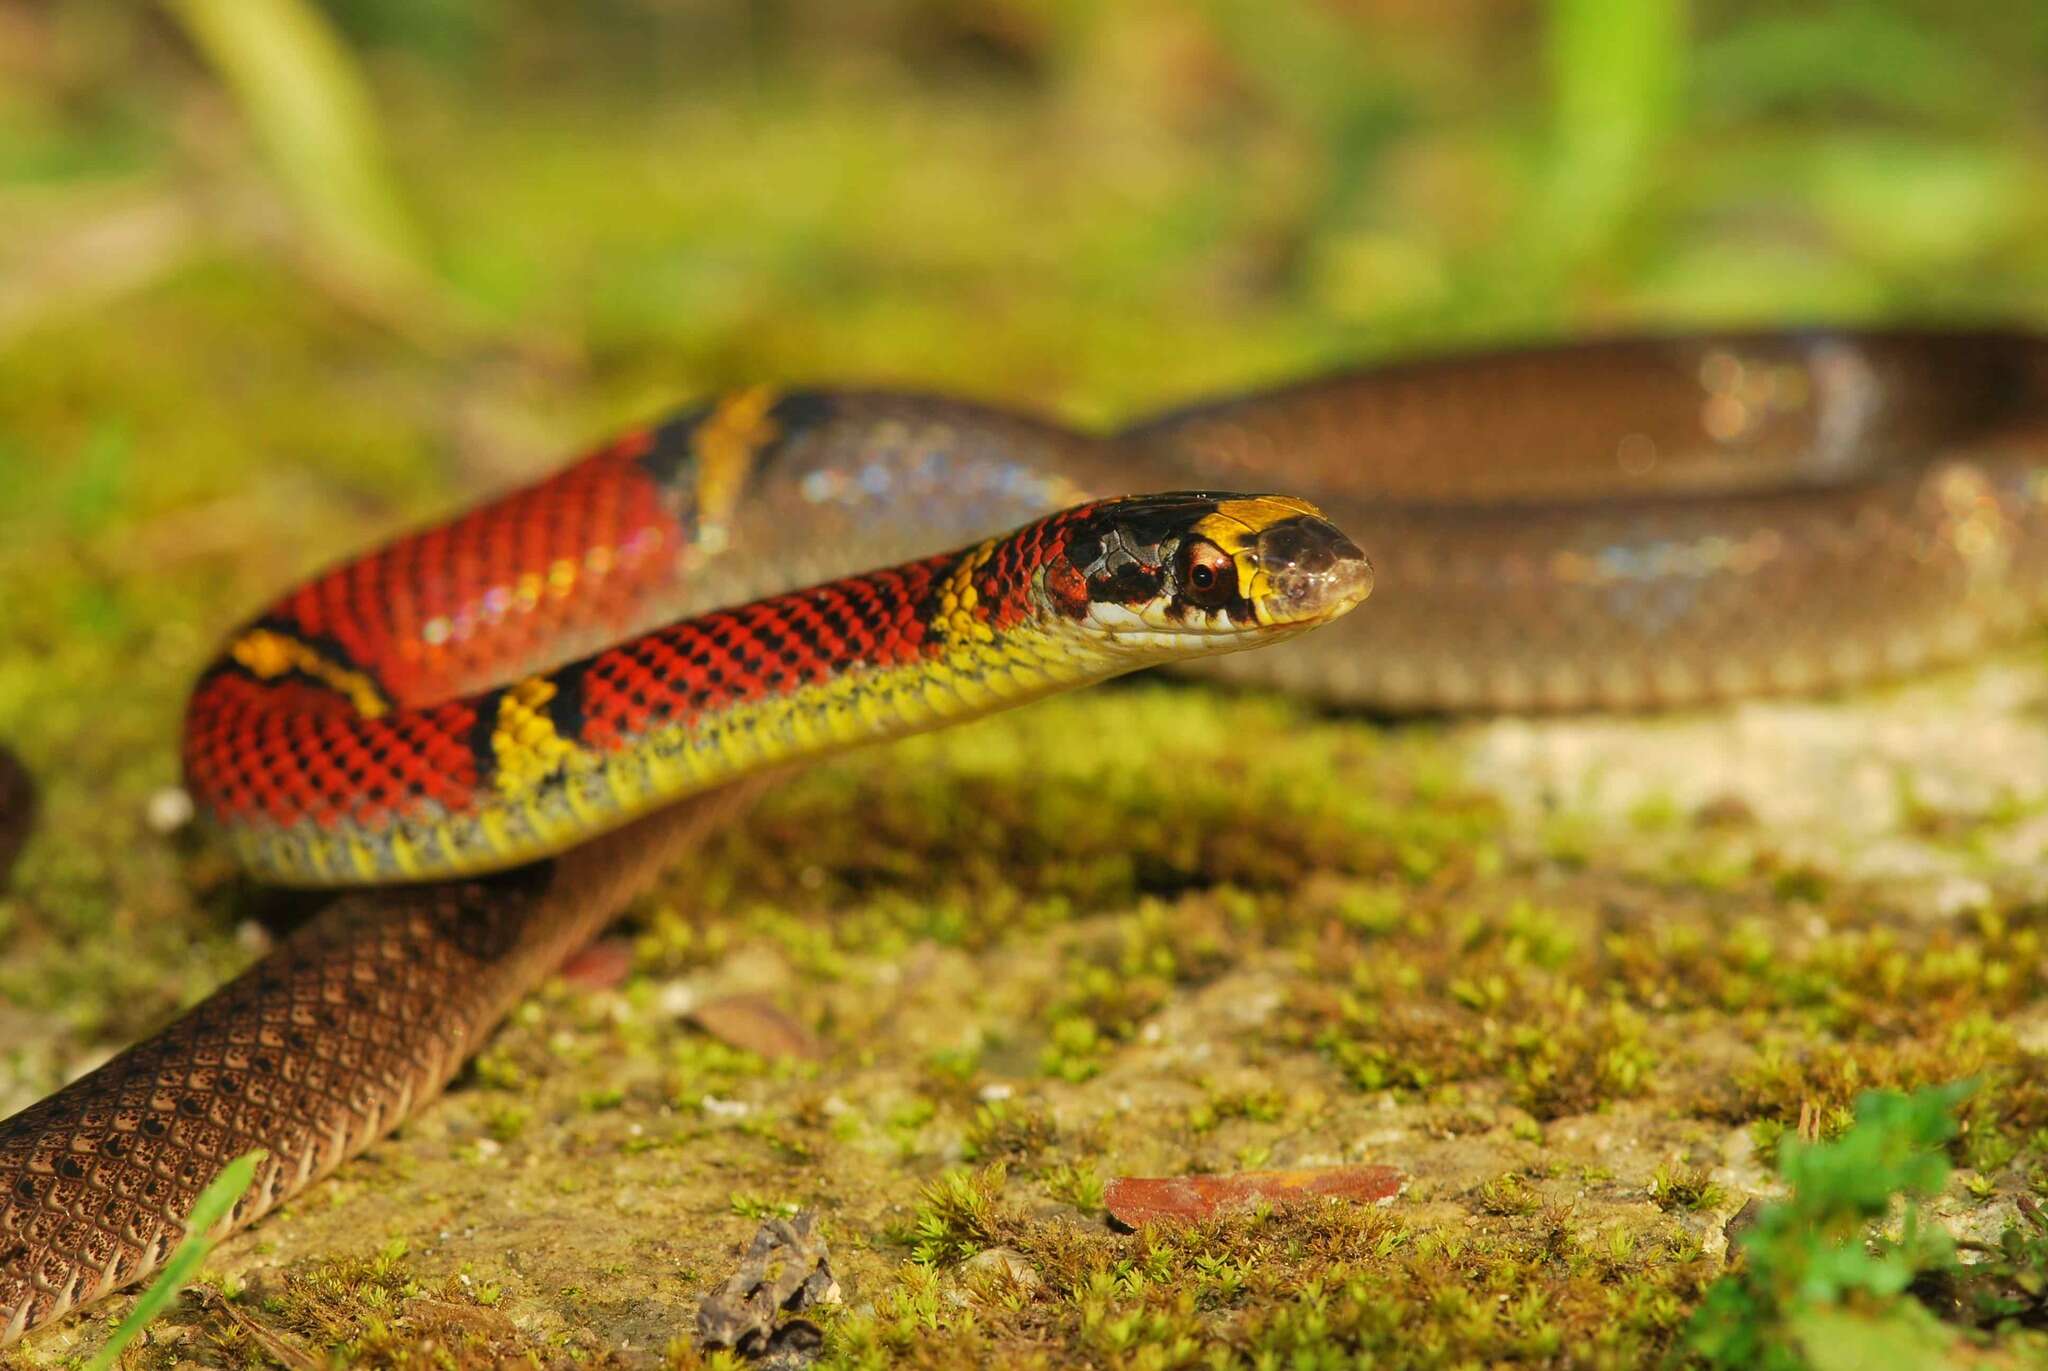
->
[3, 325, 2046, 1347]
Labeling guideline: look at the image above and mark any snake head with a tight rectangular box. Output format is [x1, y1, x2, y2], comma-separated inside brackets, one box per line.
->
[1048, 492, 1371, 653]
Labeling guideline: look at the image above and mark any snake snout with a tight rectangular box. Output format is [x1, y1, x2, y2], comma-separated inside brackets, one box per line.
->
[1253, 515, 1373, 625]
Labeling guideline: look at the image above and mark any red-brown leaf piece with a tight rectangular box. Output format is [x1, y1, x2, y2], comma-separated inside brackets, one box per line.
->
[558, 935, 635, 990]
[1104, 1165, 1404, 1228]
[689, 993, 826, 1061]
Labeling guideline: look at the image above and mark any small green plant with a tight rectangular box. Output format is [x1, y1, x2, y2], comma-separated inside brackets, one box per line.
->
[925, 1043, 985, 1083]
[961, 1099, 1057, 1163]
[1187, 1082, 1289, 1133]
[901, 1164, 1008, 1266]
[85, 1149, 266, 1371]
[1475, 1172, 1541, 1217]
[1648, 1162, 1727, 1214]
[1042, 1162, 1105, 1213]
[1948, 1195, 2048, 1331]
[728, 1192, 800, 1220]
[1040, 1015, 1106, 1083]
[1686, 1084, 1970, 1369]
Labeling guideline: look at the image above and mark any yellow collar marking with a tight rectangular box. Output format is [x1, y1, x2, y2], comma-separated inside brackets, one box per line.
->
[692, 387, 782, 530]
[229, 627, 389, 719]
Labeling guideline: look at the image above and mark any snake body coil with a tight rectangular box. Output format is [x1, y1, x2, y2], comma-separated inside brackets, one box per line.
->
[5, 327, 2048, 1347]
[0, 408, 1366, 1343]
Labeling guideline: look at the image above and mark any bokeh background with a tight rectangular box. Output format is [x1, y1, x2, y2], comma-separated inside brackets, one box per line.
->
[7, 0, 2047, 819]
[4, 2, 2048, 1365]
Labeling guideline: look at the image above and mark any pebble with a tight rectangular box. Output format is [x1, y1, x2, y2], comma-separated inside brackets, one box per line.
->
[145, 786, 193, 834]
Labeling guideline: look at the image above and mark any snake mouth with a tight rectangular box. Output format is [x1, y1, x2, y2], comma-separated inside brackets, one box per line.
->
[1245, 514, 1373, 628]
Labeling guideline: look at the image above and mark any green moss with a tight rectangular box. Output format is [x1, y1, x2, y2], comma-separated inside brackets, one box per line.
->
[1649, 1163, 1728, 1215]
[1040, 1164, 1106, 1215]
[1187, 1081, 1289, 1134]
[960, 1100, 1058, 1165]
[179, 1238, 540, 1369]
[1475, 1172, 1543, 1217]
[830, 1199, 1714, 1369]
[899, 1165, 1012, 1267]
[480, 1103, 528, 1143]
[728, 1193, 802, 1221]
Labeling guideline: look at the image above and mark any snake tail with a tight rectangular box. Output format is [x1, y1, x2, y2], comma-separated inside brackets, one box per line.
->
[0, 790, 753, 1347]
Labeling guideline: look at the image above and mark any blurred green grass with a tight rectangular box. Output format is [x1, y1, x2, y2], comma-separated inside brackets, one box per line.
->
[8, 1, 2047, 398]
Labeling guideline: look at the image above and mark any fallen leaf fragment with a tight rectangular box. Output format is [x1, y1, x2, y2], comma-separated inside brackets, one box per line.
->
[690, 993, 826, 1061]
[698, 1211, 839, 1362]
[558, 935, 635, 990]
[1104, 1165, 1404, 1228]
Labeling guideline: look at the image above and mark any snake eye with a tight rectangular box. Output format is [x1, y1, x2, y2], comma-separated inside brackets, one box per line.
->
[1178, 539, 1235, 609]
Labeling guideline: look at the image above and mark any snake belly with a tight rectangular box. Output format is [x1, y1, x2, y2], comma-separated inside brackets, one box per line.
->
[6, 327, 2048, 1346]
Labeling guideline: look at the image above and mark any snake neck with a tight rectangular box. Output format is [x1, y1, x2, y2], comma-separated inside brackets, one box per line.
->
[203, 533, 1134, 886]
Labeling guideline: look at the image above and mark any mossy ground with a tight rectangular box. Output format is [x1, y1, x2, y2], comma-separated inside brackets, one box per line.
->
[4, 4, 2048, 1367]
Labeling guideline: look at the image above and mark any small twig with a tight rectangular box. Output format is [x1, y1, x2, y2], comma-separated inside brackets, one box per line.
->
[192, 1287, 322, 1371]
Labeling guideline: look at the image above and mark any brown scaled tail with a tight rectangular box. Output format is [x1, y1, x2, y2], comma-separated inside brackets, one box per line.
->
[0, 784, 760, 1347]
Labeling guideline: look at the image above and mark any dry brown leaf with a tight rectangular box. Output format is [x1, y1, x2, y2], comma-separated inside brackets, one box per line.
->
[557, 935, 634, 991]
[689, 993, 825, 1061]
[1104, 1164, 1403, 1228]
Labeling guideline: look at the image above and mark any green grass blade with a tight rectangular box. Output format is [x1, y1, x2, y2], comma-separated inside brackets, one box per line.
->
[1536, 0, 1687, 266]
[161, 0, 432, 295]
[83, 1148, 267, 1371]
